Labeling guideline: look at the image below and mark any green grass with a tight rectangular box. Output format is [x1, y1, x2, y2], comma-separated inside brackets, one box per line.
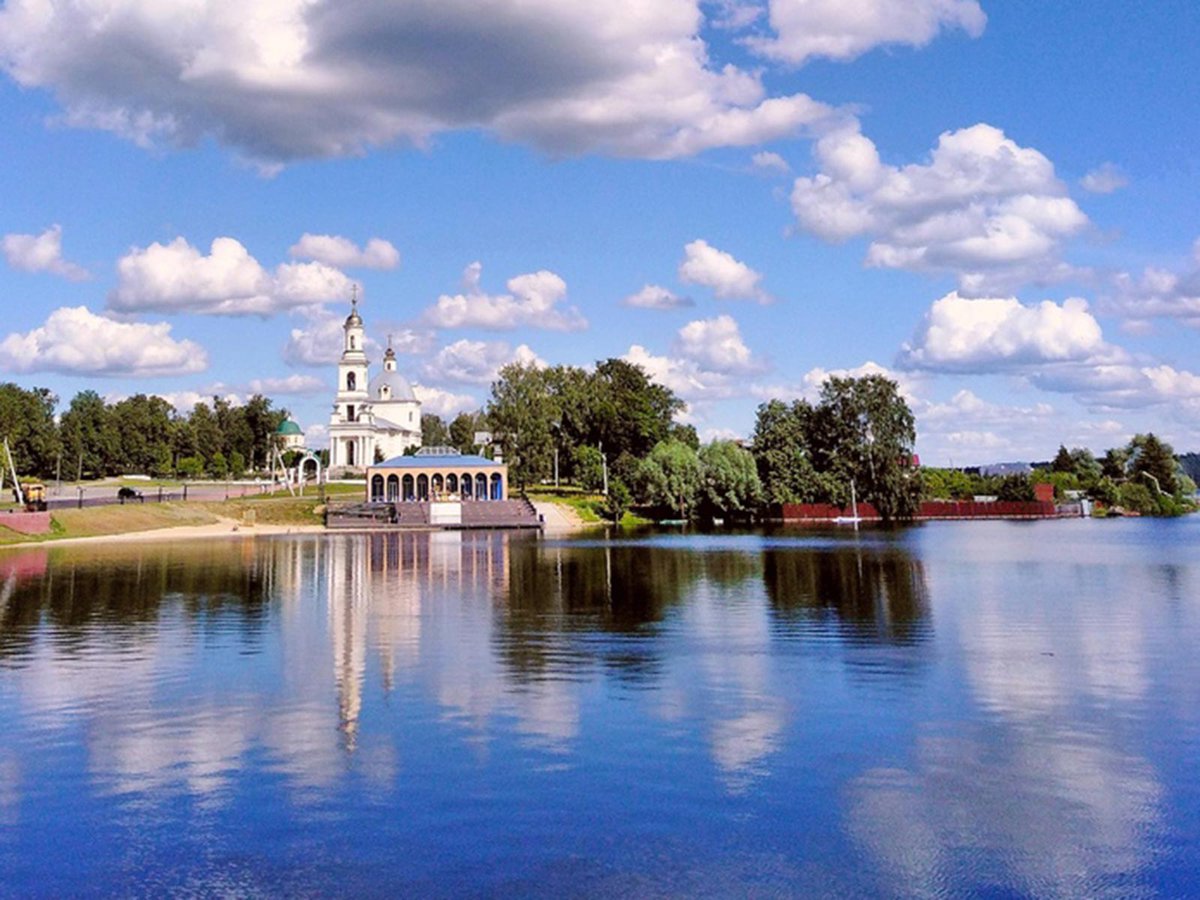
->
[527, 490, 652, 527]
[0, 503, 221, 545]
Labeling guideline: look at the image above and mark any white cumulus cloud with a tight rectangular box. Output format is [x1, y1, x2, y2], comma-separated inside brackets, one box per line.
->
[678, 239, 771, 302]
[288, 234, 400, 270]
[0, 0, 839, 167]
[110, 236, 353, 316]
[622, 344, 739, 402]
[750, 151, 791, 175]
[412, 385, 480, 418]
[423, 339, 545, 385]
[791, 123, 1088, 293]
[674, 315, 762, 373]
[899, 292, 1109, 372]
[2, 224, 89, 281]
[750, 0, 986, 65]
[423, 262, 586, 331]
[622, 284, 693, 310]
[0, 306, 206, 377]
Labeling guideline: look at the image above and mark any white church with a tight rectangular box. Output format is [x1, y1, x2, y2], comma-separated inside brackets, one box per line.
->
[328, 297, 422, 471]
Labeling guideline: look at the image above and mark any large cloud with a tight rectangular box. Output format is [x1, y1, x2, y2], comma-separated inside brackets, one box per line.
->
[0, 306, 206, 376]
[1, 224, 89, 281]
[678, 239, 771, 302]
[899, 292, 1108, 372]
[412, 384, 480, 418]
[750, 0, 986, 65]
[791, 124, 1088, 293]
[422, 263, 586, 331]
[0, 0, 838, 166]
[674, 315, 762, 373]
[422, 339, 544, 385]
[110, 237, 352, 316]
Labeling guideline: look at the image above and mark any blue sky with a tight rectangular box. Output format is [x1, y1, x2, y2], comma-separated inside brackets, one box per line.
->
[1, 0, 1198, 465]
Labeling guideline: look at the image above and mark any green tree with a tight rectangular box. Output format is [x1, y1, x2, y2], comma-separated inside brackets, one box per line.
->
[1101, 446, 1129, 481]
[229, 450, 246, 479]
[487, 362, 555, 489]
[1051, 445, 1074, 472]
[59, 390, 118, 479]
[209, 451, 229, 479]
[449, 410, 484, 453]
[572, 444, 605, 492]
[177, 456, 205, 479]
[603, 479, 631, 523]
[0, 383, 61, 479]
[586, 359, 684, 481]
[421, 413, 450, 447]
[241, 394, 286, 472]
[751, 399, 824, 505]
[1117, 481, 1155, 514]
[809, 375, 921, 522]
[189, 402, 222, 466]
[698, 440, 762, 518]
[636, 440, 702, 519]
[109, 394, 174, 474]
[996, 473, 1035, 502]
[1129, 432, 1178, 496]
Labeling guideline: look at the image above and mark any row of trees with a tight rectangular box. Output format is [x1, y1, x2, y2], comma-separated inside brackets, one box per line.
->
[922, 433, 1198, 516]
[1, 383, 290, 480]
[479, 358, 695, 489]
[477, 363, 921, 523]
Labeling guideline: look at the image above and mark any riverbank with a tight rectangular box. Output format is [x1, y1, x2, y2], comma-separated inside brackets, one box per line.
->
[0, 498, 328, 549]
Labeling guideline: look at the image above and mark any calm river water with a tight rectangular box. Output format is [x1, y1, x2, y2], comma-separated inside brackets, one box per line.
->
[0, 519, 1198, 896]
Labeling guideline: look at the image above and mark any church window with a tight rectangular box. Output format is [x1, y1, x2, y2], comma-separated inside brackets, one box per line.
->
[381, 386, 389, 399]
[350, 336, 356, 349]
[347, 372, 356, 391]
[347, 404, 355, 422]
[409, 411, 413, 423]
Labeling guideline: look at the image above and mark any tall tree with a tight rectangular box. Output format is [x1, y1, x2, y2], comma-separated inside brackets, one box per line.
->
[1129, 432, 1179, 495]
[751, 399, 824, 505]
[0, 383, 60, 478]
[586, 358, 684, 480]
[421, 413, 450, 447]
[449, 410, 485, 453]
[59, 390, 118, 478]
[809, 375, 921, 522]
[487, 362, 556, 489]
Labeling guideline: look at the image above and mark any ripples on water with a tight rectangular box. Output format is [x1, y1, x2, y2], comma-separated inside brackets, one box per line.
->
[0, 518, 1198, 896]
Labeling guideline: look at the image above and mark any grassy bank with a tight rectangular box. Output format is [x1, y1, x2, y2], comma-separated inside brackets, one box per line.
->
[526, 486, 650, 527]
[0, 494, 332, 545]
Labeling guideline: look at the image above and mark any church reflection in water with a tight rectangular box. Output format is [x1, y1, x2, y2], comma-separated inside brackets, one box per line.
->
[0, 531, 932, 797]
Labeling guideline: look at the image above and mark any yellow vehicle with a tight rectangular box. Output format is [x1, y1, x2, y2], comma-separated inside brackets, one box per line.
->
[20, 482, 47, 512]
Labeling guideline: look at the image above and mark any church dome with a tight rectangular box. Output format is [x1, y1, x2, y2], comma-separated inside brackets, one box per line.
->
[276, 419, 303, 436]
[369, 370, 417, 403]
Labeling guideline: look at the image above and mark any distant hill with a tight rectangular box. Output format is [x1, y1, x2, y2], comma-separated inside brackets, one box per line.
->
[1179, 453, 1200, 483]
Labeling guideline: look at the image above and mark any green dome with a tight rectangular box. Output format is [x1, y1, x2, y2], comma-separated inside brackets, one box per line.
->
[276, 420, 303, 436]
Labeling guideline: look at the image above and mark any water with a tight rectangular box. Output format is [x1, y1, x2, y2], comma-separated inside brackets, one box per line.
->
[0, 519, 1197, 896]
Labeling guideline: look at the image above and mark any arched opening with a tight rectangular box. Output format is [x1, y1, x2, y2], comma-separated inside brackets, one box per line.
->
[475, 473, 488, 501]
[386, 475, 399, 502]
[347, 372, 356, 391]
[432, 473, 444, 498]
[490, 472, 503, 500]
[460, 473, 472, 499]
[346, 440, 356, 467]
[370, 474, 384, 502]
[446, 474, 458, 495]
[402, 474, 414, 501]
[346, 404, 356, 422]
[417, 474, 429, 501]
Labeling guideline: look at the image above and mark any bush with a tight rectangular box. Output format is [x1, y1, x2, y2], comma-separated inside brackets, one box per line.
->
[1117, 482, 1155, 515]
[603, 480, 631, 523]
